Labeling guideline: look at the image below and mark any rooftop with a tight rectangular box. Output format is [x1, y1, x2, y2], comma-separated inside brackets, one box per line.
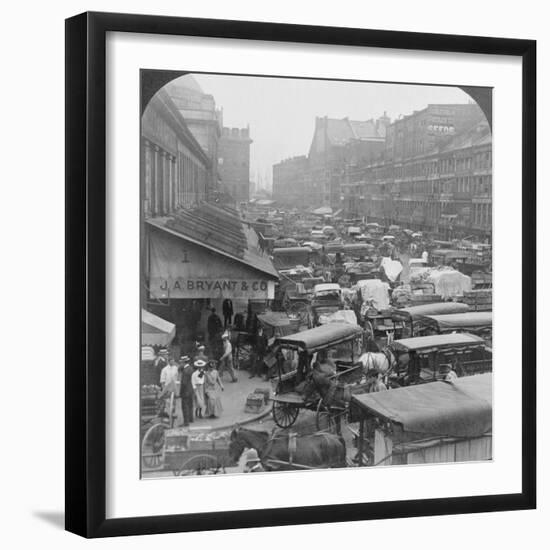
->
[147, 202, 278, 279]
[318, 117, 386, 146]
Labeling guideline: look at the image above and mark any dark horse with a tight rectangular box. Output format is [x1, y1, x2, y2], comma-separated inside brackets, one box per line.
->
[229, 426, 347, 470]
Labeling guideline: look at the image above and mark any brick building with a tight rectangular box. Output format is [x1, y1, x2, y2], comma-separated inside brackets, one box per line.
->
[272, 155, 309, 207]
[343, 103, 492, 238]
[218, 126, 253, 203]
[307, 116, 389, 208]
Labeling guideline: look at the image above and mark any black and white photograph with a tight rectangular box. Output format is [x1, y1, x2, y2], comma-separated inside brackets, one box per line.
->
[140, 72, 493, 478]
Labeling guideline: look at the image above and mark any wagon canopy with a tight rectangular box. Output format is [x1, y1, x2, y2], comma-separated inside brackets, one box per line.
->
[351, 373, 492, 438]
[418, 312, 492, 333]
[344, 243, 374, 254]
[392, 332, 484, 353]
[275, 322, 363, 352]
[257, 312, 292, 329]
[392, 302, 470, 322]
[431, 249, 472, 260]
[272, 247, 312, 269]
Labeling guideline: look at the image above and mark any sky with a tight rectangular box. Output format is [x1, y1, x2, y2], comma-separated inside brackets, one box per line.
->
[175, 73, 472, 190]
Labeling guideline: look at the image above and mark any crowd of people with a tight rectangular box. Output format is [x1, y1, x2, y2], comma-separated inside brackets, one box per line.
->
[156, 347, 226, 427]
[153, 305, 270, 428]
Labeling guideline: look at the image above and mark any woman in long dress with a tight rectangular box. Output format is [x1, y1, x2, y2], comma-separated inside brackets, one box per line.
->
[204, 361, 224, 418]
[191, 360, 206, 418]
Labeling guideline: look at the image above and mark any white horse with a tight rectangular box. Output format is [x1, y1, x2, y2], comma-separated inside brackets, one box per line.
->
[359, 347, 409, 378]
[359, 349, 394, 376]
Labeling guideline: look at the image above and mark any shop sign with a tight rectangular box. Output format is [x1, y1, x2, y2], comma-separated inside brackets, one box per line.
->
[150, 277, 275, 299]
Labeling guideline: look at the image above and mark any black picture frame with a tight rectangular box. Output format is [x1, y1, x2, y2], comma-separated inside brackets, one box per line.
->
[65, 11, 536, 538]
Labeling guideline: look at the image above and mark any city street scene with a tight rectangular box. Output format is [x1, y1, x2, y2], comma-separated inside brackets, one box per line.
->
[140, 73, 492, 478]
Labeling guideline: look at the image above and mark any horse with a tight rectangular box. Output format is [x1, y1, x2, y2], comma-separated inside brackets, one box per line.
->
[228, 426, 347, 470]
[358, 346, 406, 377]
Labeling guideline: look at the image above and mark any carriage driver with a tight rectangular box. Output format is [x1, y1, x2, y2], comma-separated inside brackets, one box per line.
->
[438, 363, 458, 382]
[242, 448, 265, 473]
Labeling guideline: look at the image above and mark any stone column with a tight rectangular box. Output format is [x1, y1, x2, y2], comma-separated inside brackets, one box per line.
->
[142, 139, 151, 217]
[152, 145, 160, 216]
[171, 155, 177, 211]
[158, 150, 166, 216]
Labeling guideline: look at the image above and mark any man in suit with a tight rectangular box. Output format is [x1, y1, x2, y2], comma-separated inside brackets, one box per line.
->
[222, 298, 233, 328]
[178, 355, 194, 426]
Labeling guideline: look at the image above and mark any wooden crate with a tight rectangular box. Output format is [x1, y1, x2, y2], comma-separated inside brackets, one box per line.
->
[165, 428, 189, 450]
[254, 387, 271, 405]
[245, 392, 266, 414]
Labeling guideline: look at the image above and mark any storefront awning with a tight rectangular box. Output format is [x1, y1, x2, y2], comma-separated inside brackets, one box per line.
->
[141, 309, 176, 346]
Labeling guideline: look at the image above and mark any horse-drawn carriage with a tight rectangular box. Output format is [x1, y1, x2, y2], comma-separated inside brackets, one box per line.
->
[390, 302, 470, 338]
[415, 311, 493, 346]
[308, 283, 344, 327]
[388, 332, 492, 386]
[353, 279, 401, 345]
[349, 373, 492, 466]
[270, 323, 365, 430]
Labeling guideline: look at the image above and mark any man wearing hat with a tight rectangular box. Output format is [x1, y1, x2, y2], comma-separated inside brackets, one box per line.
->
[160, 357, 179, 394]
[439, 364, 458, 382]
[367, 369, 387, 393]
[159, 357, 179, 421]
[242, 448, 264, 473]
[154, 348, 169, 382]
[218, 332, 237, 382]
[179, 355, 194, 426]
[194, 344, 209, 364]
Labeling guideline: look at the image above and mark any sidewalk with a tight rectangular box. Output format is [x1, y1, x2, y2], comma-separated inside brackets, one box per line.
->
[169, 371, 273, 432]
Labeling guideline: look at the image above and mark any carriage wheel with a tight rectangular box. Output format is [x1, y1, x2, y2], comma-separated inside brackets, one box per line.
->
[272, 401, 299, 428]
[315, 400, 336, 433]
[176, 454, 225, 476]
[141, 421, 167, 470]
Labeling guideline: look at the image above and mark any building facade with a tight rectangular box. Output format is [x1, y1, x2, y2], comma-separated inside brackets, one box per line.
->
[272, 115, 389, 210]
[272, 155, 309, 208]
[343, 105, 491, 238]
[141, 85, 277, 320]
[141, 88, 213, 218]
[274, 102, 493, 239]
[307, 116, 388, 208]
[218, 126, 253, 203]
[165, 76, 222, 198]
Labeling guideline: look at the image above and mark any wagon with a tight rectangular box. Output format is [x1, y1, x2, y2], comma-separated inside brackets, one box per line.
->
[415, 311, 493, 345]
[272, 246, 312, 270]
[391, 302, 470, 338]
[430, 248, 489, 275]
[164, 431, 236, 476]
[389, 332, 492, 386]
[256, 311, 301, 348]
[270, 323, 365, 430]
[350, 373, 492, 466]
[142, 427, 237, 476]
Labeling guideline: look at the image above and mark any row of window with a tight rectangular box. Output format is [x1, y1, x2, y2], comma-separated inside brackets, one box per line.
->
[351, 148, 491, 183]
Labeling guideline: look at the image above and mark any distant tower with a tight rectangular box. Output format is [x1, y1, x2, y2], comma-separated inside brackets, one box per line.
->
[218, 126, 253, 203]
